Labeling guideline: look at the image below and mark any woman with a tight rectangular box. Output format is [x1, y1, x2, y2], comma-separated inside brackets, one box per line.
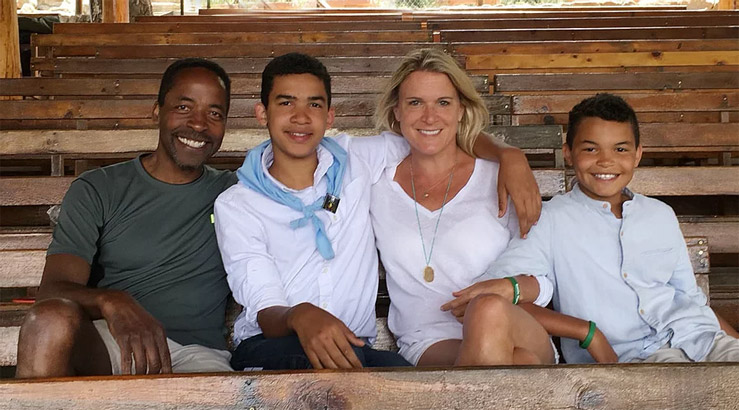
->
[370, 48, 615, 366]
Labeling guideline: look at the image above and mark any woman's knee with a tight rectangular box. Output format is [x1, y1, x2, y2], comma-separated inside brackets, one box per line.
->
[21, 298, 86, 340]
[464, 294, 514, 328]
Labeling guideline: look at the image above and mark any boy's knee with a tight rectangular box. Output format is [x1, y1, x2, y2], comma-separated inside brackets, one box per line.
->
[21, 298, 86, 340]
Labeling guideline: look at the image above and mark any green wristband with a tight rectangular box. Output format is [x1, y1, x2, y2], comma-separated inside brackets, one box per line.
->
[580, 321, 597, 349]
[505, 276, 520, 305]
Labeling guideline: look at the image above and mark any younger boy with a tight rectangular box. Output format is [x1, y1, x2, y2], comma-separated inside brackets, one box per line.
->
[491, 93, 739, 363]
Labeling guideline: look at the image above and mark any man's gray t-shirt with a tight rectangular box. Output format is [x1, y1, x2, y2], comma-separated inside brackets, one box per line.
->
[47, 157, 237, 350]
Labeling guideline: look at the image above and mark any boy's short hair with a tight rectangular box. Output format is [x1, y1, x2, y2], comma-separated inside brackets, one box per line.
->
[158, 58, 231, 113]
[566, 93, 640, 148]
[260, 53, 332, 108]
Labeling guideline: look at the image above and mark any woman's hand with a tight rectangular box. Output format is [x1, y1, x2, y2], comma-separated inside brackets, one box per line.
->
[440, 279, 514, 322]
[497, 147, 541, 238]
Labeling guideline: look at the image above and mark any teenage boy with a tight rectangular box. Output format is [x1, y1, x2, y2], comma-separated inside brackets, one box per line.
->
[214, 53, 539, 370]
[16, 59, 237, 378]
[490, 93, 739, 363]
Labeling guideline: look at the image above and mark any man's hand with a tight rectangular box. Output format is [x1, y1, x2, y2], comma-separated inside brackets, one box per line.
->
[287, 303, 365, 369]
[497, 147, 541, 238]
[440, 279, 514, 323]
[99, 291, 172, 375]
[587, 329, 619, 363]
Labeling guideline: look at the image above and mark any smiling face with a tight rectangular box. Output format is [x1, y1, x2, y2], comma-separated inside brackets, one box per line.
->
[154, 67, 228, 172]
[393, 71, 464, 157]
[564, 117, 642, 211]
[256, 73, 335, 163]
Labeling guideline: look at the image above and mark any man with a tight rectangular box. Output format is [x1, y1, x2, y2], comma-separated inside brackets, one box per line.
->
[15, 58, 237, 377]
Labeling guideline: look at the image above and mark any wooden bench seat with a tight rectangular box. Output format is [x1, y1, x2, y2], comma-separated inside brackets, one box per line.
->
[3, 363, 737, 409]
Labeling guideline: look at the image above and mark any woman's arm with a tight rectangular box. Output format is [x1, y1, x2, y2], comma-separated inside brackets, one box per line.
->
[473, 133, 541, 238]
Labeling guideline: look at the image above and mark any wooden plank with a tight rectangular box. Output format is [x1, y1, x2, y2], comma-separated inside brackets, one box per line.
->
[467, 51, 739, 70]
[0, 75, 488, 97]
[52, 42, 444, 59]
[31, 31, 431, 47]
[31, 57, 412, 76]
[639, 123, 739, 151]
[512, 92, 739, 114]
[1, 364, 738, 409]
[513, 112, 739, 126]
[627, 167, 739, 196]
[0, 170, 563, 206]
[0, 326, 19, 367]
[452, 39, 739, 56]
[52, 21, 423, 34]
[102, 0, 128, 23]
[428, 15, 739, 30]
[489, 125, 562, 150]
[0, 231, 52, 250]
[441, 26, 739, 42]
[494, 72, 739, 92]
[0, 250, 46, 287]
[0, 177, 74, 206]
[680, 216, 739, 254]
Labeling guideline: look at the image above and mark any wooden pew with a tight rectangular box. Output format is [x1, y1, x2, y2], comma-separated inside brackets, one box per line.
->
[2, 167, 724, 367]
[2, 365, 737, 410]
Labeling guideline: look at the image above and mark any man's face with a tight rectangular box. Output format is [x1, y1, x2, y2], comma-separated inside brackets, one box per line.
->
[154, 67, 228, 171]
[256, 73, 335, 162]
[564, 117, 642, 210]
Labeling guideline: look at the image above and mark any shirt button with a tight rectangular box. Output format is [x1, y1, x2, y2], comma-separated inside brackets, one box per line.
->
[620, 231, 624, 237]
[640, 309, 645, 315]
[602, 204, 608, 209]
[623, 272, 628, 278]
[322, 267, 328, 274]
[321, 303, 328, 309]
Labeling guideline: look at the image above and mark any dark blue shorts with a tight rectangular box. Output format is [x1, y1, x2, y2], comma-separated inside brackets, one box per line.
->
[231, 333, 411, 370]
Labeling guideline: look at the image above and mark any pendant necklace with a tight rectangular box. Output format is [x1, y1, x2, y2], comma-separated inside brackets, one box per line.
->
[410, 153, 456, 283]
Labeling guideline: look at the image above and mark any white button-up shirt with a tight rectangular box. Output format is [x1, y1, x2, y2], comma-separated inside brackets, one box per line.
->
[214, 133, 408, 344]
[491, 183, 720, 363]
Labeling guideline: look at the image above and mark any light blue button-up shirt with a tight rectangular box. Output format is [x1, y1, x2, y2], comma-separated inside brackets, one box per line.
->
[491, 183, 720, 363]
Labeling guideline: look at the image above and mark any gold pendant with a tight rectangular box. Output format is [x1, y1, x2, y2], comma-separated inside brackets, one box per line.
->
[424, 266, 434, 282]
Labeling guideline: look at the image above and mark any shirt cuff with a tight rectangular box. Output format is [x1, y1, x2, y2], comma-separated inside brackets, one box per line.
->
[532, 275, 553, 307]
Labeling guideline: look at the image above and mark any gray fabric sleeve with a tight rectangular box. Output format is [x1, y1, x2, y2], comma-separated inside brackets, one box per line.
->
[46, 177, 105, 264]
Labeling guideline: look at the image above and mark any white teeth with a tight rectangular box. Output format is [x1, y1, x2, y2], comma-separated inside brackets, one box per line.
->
[418, 129, 441, 136]
[178, 137, 206, 148]
[594, 173, 617, 180]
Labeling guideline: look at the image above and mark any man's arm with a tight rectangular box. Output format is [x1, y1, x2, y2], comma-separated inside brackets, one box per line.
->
[519, 304, 618, 363]
[38, 254, 172, 374]
[473, 133, 541, 238]
[257, 304, 365, 369]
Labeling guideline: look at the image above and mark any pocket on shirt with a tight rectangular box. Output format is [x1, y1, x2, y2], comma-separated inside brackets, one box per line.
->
[639, 248, 678, 284]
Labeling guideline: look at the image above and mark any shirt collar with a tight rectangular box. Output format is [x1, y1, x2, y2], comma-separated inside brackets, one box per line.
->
[260, 142, 335, 193]
[571, 181, 635, 215]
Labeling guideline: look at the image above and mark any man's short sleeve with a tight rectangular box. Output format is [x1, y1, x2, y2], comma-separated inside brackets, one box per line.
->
[46, 177, 105, 264]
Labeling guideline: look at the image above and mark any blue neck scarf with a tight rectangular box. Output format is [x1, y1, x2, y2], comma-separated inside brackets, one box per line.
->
[236, 138, 347, 260]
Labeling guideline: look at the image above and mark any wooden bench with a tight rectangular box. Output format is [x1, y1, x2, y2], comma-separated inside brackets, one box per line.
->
[0, 166, 721, 367]
[1, 363, 738, 409]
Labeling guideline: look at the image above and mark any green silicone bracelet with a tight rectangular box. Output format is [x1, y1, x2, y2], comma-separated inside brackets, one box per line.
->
[506, 276, 520, 305]
[580, 321, 597, 349]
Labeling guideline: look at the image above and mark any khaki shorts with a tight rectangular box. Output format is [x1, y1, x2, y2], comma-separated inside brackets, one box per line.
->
[93, 320, 233, 374]
[632, 333, 739, 363]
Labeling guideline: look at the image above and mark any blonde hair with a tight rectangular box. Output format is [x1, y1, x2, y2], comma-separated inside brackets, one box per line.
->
[375, 48, 489, 156]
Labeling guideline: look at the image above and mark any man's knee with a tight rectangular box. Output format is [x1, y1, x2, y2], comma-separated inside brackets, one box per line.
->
[20, 298, 87, 342]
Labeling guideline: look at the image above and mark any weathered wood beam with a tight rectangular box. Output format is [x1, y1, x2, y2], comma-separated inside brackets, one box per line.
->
[1, 364, 737, 409]
[0, 0, 21, 80]
[102, 0, 129, 23]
